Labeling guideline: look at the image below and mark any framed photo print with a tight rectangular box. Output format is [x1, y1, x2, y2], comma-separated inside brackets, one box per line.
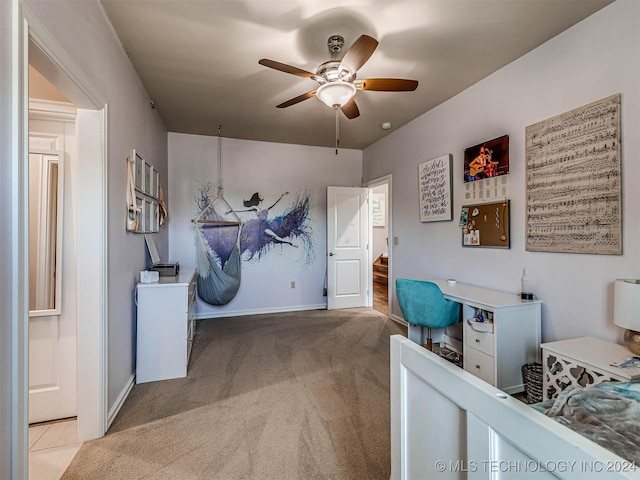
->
[144, 199, 153, 233]
[143, 161, 152, 196]
[151, 168, 159, 199]
[135, 194, 145, 232]
[464, 135, 509, 183]
[134, 151, 144, 192]
[149, 201, 159, 232]
[418, 154, 453, 222]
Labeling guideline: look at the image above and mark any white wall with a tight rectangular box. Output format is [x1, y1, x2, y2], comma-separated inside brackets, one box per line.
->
[363, 0, 640, 344]
[22, 0, 169, 409]
[168, 133, 362, 317]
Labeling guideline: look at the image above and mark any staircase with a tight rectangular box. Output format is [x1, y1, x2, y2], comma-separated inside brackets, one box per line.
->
[373, 254, 388, 286]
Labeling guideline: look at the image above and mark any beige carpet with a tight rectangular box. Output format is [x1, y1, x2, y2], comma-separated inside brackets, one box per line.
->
[62, 308, 406, 479]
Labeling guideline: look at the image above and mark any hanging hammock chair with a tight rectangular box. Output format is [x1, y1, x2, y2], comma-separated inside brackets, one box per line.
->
[192, 127, 242, 306]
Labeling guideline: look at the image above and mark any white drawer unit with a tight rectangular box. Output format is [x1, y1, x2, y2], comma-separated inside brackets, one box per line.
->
[541, 336, 640, 400]
[464, 342, 495, 385]
[136, 268, 197, 384]
[431, 280, 542, 394]
[464, 318, 494, 356]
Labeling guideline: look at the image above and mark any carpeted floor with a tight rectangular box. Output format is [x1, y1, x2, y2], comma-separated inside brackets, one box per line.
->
[62, 308, 406, 479]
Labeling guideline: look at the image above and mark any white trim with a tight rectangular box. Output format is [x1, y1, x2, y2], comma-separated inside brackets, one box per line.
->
[106, 373, 135, 430]
[367, 174, 393, 317]
[75, 107, 108, 442]
[7, 5, 29, 478]
[23, 6, 108, 444]
[28, 99, 77, 122]
[18, 13, 29, 475]
[389, 313, 406, 326]
[24, 5, 105, 107]
[195, 303, 327, 320]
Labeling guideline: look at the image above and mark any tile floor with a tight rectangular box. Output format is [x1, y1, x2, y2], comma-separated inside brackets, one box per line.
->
[29, 418, 82, 480]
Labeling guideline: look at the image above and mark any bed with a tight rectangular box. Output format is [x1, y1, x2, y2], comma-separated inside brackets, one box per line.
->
[390, 335, 640, 479]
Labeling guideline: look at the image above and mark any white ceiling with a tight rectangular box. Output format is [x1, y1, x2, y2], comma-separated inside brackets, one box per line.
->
[100, 0, 612, 150]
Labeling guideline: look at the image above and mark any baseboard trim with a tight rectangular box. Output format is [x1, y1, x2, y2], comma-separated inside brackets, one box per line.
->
[195, 304, 327, 320]
[106, 373, 135, 429]
[390, 313, 407, 326]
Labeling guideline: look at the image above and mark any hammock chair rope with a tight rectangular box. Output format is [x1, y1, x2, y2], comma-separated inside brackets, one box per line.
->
[193, 126, 242, 306]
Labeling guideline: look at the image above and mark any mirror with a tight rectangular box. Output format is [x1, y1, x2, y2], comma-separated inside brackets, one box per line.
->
[29, 151, 63, 316]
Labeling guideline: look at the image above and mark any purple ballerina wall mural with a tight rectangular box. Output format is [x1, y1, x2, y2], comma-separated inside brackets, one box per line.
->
[195, 181, 315, 270]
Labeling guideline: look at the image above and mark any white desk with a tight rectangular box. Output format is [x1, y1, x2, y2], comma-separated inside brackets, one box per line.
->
[429, 280, 542, 393]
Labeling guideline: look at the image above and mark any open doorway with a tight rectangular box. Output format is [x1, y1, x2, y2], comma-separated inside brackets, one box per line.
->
[26, 24, 108, 446]
[368, 175, 391, 316]
[28, 65, 79, 425]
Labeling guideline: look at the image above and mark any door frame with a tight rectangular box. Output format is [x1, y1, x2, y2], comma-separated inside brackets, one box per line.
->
[23, 2, 108, 444]
[366, 174, 392, 316]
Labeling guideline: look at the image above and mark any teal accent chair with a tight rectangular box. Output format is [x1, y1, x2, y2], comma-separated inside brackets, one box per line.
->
[396, 278, 461, 350]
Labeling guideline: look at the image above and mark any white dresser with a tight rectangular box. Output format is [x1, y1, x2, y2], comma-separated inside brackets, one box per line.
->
[431, 280, 542, 394]
[135, 268, 197, 383]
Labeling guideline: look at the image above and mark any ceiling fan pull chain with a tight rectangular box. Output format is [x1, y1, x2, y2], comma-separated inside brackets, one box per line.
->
[335, 107, 339, 155]
[217, 125, 223, 196]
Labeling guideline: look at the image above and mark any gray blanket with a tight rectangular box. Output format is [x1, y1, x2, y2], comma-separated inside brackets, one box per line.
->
[545, 384, 640, 464]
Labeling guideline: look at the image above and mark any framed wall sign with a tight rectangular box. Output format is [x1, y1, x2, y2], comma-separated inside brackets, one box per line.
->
[371, 193, 385, 227]
[418, 154, 453, 222]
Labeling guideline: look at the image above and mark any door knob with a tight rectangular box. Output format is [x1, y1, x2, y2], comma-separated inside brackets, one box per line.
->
[329, 252, 336, 256]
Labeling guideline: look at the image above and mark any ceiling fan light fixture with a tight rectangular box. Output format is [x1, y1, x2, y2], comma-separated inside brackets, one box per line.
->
[316, 81, 356, 109]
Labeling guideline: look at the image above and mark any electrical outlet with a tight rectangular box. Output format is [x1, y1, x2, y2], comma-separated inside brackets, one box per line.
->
[291, 281, 295, 289]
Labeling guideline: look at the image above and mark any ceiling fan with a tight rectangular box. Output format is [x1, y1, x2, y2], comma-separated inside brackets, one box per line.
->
[259, 34, 418, 120]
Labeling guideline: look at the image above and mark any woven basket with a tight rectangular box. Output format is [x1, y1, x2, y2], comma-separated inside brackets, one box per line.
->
[521, 362, 543, 404]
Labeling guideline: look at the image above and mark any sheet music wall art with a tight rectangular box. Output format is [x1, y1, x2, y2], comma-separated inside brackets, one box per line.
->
[525, 93, 621, 255]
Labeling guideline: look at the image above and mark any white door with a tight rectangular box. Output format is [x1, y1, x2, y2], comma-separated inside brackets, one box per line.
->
[327, 186, 369, 310]
[28, 117, 77, 423]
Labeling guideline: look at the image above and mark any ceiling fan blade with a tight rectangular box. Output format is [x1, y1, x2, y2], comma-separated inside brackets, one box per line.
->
[259, 59, 319, 80]
[276, 90, 317, 108]
[355, 78, 419, 91]
[341, 99, 360, 119]
[339, 35, 378, 75]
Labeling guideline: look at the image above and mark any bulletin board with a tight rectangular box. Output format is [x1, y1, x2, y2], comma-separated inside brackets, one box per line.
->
[460, 200, 510, 248]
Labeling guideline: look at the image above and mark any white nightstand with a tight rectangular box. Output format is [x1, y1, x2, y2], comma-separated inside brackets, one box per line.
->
[541, 336, 640, 400]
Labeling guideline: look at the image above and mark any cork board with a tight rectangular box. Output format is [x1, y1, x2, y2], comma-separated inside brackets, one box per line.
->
[461, 200, 510, 248]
